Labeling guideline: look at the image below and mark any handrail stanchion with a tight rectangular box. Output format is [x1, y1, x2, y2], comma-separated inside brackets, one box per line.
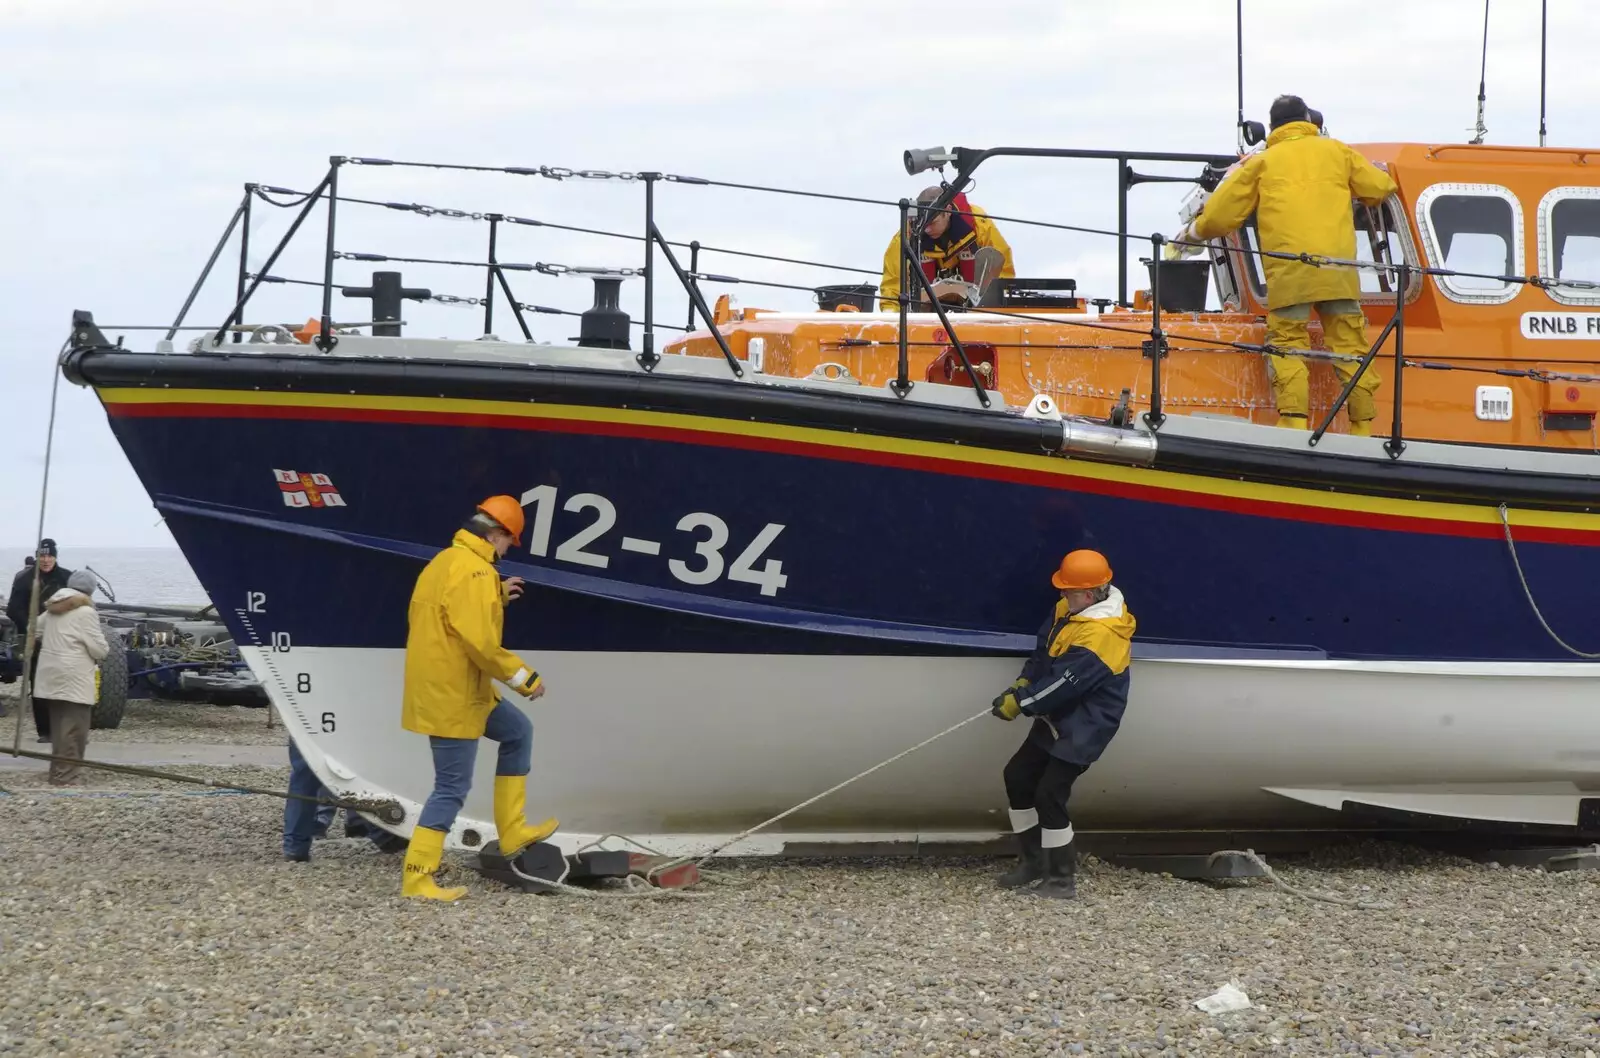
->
[902, 239, 988, 408]
[1310, 265, 1402, 446]
[1385, 262, 1409, 459]
[211, 167, 334, 346]
[234, 185, 253, 343]
[687, 241, 701, 331]
[638, 172, 660, 371]
[483, 213, 500, 335]
[165, 190, 249, 342]
[1117, 157, 1130, 307]
[1143, 236, 1167, 427]
[316, 156, 344, 352]
[650, 223, 742, 378]
[891, 198, 912, 398]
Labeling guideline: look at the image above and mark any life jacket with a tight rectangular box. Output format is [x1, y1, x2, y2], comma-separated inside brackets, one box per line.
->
[917, 192, 981, 284]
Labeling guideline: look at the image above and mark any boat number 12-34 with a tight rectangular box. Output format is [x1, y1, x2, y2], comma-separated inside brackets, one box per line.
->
[518, 485, 788, 596]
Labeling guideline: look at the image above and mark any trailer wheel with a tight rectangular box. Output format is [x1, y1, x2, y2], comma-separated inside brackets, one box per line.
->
[90, 621, 129, 730]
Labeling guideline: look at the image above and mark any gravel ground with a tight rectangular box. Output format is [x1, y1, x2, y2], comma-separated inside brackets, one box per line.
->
[2, 699, 1599, 1055]
[0, 686, 286, 747]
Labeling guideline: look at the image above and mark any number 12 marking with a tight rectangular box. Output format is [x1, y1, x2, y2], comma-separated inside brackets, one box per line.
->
[519, 485, 788, 596]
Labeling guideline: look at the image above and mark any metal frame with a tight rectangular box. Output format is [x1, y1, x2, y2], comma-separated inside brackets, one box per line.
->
[1232, 194, 1425, 311]
[915, 146, 1240, 308]
[1536, 185, 1600, 307]
[1414, 181, 1526, 306]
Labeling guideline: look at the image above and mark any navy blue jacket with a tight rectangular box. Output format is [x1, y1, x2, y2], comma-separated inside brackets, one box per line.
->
[1013, 587, 1137, 766]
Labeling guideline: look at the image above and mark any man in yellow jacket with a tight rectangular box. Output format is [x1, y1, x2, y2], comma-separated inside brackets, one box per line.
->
[879, 186, 1015, 310]
[1184, 95, 1399, 434]
[400, 494, 556, 902]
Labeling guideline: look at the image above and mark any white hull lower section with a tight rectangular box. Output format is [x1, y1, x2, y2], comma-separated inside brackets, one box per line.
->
[247, 648, 1600, 854]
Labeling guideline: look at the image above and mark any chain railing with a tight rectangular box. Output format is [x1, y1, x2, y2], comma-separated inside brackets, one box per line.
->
[167, 150, 1600, 456]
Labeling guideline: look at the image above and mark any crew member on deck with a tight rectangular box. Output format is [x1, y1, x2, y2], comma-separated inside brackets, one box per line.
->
[880, 186, 1015, 310]
[1180, 95, 1398, 434]
[989, 549, 1136, 900]
[399, 496, 556, 902]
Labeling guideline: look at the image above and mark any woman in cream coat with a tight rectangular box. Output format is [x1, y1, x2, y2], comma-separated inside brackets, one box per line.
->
[33, 570, 109, 785]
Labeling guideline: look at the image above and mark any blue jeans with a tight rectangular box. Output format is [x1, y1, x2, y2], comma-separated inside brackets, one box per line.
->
[417, 698, 532, 832]
[284, 738, 384, 856]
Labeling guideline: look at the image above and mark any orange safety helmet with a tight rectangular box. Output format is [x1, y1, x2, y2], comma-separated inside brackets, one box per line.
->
[476, 495, 525, 547]
[1051, 549, 1112, 591]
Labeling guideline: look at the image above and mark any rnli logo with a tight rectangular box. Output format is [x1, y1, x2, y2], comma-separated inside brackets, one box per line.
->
[274, 469, 346, 508]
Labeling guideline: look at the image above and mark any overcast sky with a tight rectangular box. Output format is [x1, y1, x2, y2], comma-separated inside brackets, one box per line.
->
[1, 0, 1593, 556]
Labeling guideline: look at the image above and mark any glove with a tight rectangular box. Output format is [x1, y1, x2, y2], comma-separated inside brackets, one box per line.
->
[508, 667, 545, 699]
[991, 690, 1022, 722]
[1009, 677, 1029, 691]
[1165, 225, 1204, 260]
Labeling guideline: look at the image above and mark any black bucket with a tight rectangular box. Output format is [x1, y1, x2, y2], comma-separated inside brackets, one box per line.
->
[1150, 259, 1210, 313]
[815, 283, 878, 312]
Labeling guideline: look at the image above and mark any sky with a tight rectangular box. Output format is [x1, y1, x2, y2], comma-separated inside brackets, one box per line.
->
[1, 0, 1594, 552]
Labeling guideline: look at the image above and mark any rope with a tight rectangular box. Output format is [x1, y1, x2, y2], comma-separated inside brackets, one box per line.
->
[1497, 503, 1600, 658]
[1209, 849, 1393, 910]
[11, 341, 68, 757]
[645, 708, 992, 881]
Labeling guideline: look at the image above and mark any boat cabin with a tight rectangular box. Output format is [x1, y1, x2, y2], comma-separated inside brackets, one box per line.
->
[665, 142, 1600, 450]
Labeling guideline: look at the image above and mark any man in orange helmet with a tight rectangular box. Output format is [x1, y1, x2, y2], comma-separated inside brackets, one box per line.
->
[989, 549, 1136, 899]
[398, 495, 556, 902]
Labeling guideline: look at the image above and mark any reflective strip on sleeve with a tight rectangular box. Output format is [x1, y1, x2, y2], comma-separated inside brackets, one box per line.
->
[1040, 825, 1075, 849]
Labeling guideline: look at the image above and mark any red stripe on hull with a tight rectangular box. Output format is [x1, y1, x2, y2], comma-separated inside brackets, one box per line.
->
[106, 399, 1600, 547]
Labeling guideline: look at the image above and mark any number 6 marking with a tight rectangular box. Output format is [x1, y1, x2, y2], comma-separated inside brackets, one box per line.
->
[669, 512, 728, 585]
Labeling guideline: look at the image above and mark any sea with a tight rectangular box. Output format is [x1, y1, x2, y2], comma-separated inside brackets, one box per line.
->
[0, 547, 209, 608]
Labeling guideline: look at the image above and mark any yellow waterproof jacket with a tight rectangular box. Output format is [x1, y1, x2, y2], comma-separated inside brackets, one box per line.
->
[1192, 121, 1398, 310]
[879, 203, 1015, 310]
[401, 530, 538, 739]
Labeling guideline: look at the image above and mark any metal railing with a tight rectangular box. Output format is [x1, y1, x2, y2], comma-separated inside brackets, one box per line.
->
[161, 150, 1600, 460]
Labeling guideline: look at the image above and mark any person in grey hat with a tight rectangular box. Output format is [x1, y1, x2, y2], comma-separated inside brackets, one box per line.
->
[32, 569, 109, 785]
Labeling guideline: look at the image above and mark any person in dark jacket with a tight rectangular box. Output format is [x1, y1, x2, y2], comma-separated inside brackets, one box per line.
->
[7, 539, 75, 742]
[989, 549, 1136, 899]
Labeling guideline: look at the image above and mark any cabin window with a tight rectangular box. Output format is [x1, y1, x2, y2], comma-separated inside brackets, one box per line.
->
[1236, 193, 1418, 304]
[1537, 186, 1600, 306]
[1415, 183, 1524, 305]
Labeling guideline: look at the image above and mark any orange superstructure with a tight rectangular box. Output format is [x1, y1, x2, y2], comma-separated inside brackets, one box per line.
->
[667, 143, 1600, 450]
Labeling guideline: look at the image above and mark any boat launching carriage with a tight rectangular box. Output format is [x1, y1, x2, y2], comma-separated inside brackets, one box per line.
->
[59, 130, 1600, 855]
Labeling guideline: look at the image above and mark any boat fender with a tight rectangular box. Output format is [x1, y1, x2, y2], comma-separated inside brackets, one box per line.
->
[1023, 393, 1063, 422]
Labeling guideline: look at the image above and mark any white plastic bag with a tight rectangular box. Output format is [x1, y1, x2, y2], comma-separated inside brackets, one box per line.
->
[1194, 981, 1252, 1015]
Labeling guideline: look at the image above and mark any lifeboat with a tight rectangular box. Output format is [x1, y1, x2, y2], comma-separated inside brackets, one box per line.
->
[58, 132, 1600, 855]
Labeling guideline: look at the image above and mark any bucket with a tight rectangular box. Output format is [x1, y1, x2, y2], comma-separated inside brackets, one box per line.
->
[1150, 259, 1210, 313]
[815, 283, 878, 312]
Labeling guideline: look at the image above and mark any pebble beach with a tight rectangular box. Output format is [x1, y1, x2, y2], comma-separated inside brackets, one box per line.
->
[2, 695, 1599, 1056]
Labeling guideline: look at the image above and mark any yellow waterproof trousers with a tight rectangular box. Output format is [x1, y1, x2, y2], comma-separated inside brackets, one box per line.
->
[1264, 300, 1381, 433]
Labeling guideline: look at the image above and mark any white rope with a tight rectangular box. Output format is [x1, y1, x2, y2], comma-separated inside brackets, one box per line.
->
[646, 708, 993, 881]
[1209, 849, 1393, 911]
[1497, 503, 1600, 658]
[11, 341, 69, 757]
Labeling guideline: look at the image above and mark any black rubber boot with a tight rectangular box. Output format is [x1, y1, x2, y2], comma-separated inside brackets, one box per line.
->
[1034, 842, 1077, 900]
[995, 826, 1045, 888]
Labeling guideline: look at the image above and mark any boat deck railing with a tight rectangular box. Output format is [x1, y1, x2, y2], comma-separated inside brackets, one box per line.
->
[160, 150, 1600, 460]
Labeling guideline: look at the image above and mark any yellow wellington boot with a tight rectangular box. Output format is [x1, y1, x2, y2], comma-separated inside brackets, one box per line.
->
[1348, 420, 1373, 437]
[1275, 413, 1311, 430]
[493, 775, 559, 858]
[401, 826, 468, 902]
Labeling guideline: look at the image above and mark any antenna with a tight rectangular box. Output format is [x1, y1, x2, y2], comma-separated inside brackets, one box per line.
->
[1538, 0, 1548, 146]
[1234, 0, 1246, 152]
[1469, 0, 1489, 144]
